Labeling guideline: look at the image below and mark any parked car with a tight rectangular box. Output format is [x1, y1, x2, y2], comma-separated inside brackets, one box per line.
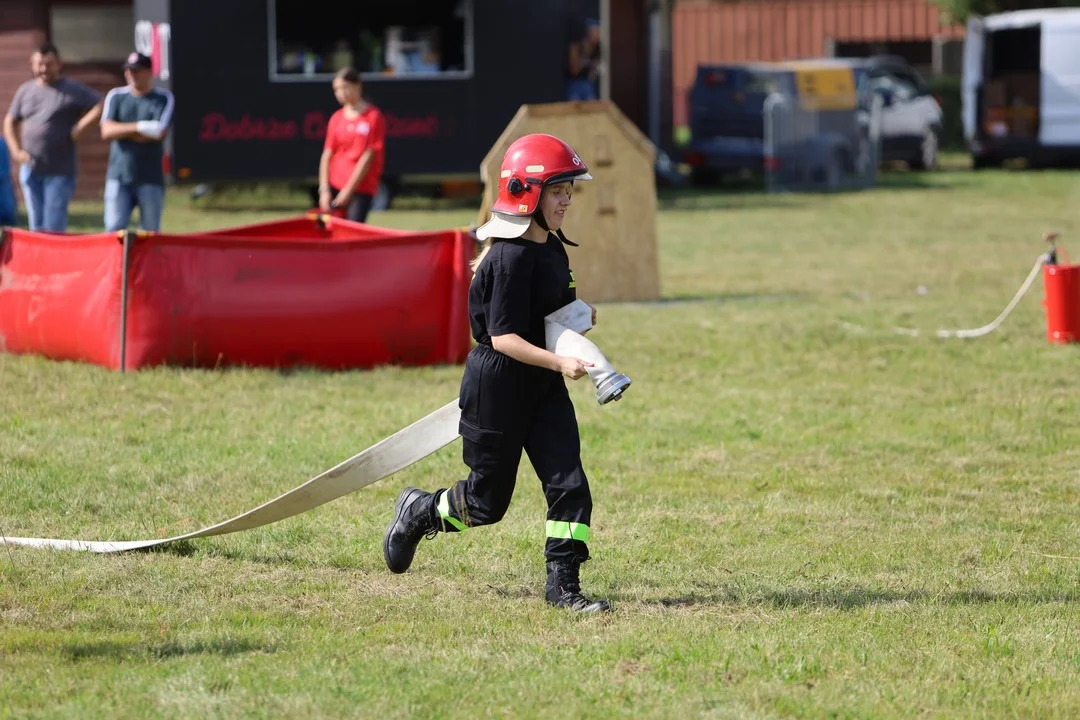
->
[683, 55, 943, 184]
[863, 55, 944, 170]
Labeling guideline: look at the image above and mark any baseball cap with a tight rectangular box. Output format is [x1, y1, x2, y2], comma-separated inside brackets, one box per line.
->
[123, 52, 152, 71]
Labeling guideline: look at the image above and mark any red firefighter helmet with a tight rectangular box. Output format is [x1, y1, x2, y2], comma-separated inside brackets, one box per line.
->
[476, 133, 593, 241]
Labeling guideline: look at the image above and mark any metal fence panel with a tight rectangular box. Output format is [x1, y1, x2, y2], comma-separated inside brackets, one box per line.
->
[764, 92, 883, 193]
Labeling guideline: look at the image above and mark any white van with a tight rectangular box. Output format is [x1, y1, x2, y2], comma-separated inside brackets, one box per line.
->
[963, 8, 1080, 168]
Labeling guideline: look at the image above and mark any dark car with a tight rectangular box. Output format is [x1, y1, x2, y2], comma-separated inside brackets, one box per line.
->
[683, 55, 943, 184]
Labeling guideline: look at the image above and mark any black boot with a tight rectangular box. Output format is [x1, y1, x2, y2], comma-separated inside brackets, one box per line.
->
[545, 559, 612, 613]
[383, 487, 438, 573]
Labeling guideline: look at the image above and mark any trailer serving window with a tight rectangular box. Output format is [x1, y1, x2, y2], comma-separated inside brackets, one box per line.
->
[269, 0, 473, 82]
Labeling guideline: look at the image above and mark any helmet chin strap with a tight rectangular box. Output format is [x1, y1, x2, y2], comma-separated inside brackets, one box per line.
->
[532, 206, 550, 232]
[530, 210, 579, 247]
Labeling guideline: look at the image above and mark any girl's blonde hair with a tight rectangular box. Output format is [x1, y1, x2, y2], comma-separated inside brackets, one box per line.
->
[470, 236, 495, 273]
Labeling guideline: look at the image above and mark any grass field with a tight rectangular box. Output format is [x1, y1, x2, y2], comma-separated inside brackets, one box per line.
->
[3, 160, 1080, 718]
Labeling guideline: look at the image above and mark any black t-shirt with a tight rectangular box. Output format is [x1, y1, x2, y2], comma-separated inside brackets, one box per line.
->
[469, 234, 577, 351]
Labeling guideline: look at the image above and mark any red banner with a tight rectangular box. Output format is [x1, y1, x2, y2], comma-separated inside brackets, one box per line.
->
[0, 229, 125, 369]
[0, 216, 472, 372]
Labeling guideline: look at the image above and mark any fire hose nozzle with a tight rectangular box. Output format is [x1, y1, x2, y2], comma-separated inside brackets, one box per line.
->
[592, 370, 632, 405]
[545, 300, 634, 407]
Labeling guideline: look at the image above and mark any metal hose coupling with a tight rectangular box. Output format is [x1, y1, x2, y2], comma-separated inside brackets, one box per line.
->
[592, 370, 632, 405]
[544, 300, 633, 407]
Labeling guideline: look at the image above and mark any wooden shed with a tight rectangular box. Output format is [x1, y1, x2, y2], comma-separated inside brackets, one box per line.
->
[477, 100, 661, 303]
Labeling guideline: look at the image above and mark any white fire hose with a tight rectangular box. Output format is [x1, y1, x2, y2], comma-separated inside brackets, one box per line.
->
[843, 249, 1053, 340]
[931, 251, 1050, 339]
[2, 300, 629, 554]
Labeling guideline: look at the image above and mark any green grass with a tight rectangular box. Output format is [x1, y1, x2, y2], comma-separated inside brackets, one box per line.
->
[4, 163, 1080, 718]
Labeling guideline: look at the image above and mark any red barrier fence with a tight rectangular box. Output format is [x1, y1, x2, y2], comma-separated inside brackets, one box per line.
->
[0, 214, 473, 371]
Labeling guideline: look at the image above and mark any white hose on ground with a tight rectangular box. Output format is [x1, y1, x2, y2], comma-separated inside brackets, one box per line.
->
[933, 252, 1050, 339]
[842, 252, 1051, 340]
[1, 301, 610, 553]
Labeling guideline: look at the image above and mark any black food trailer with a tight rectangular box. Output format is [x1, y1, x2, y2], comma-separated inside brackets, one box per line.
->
[131, 0, 640, 201]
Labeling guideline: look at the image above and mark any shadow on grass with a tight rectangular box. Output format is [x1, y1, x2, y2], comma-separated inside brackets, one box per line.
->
[186, 202, 311, 214]
[144, 540, 200, 557]
[118, 355, 464, 379]
[63, 637, 276, 661]
[64, 211, 108, 230]
[139, 540, 332, 565]
[203, 546, 305, 567]
[616, 291, 809, 308]
[657, 169, 953, 211]
[186, 190, 482, 214]
[657, 188, 810, 211]
[642, 586, 1080, 609]
[5, 210, 111, 234]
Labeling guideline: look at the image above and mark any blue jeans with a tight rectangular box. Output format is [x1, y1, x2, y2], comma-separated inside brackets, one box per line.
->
[566, 78, 598, 101]
[0, 177, 15, 226]
[104, 180, 165, 232]
[19, 164, 75, 232]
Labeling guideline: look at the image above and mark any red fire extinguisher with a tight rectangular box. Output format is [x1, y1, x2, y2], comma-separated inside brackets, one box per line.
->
[1043, 232, 1080, 344]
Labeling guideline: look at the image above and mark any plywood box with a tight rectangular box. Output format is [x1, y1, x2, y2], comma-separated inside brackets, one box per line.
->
[477, 101, 661, 303]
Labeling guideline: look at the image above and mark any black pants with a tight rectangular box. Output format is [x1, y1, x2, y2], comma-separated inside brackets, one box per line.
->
[330, 190, 373, 223]
[436, 343, 593, 562]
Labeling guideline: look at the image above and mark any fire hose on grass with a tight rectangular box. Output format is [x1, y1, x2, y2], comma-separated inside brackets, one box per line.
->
[1, 300, 630, 554]
[844, 233, 1080, 344]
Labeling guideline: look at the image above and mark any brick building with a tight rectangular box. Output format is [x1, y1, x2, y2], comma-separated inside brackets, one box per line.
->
[671, 0, 966, 128]
[1, 1, 132, 202]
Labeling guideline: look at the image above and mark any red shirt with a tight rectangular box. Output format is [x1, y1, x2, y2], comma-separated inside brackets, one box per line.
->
[325, 104, 385, 195]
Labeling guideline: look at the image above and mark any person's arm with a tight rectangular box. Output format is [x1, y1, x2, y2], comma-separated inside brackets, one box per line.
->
[567, 41, 584, 76]
[491, 333, 591, 379]
[587, 56, 600, 81]
[99, 88, 160, 142]
[100, 88, 140, 141]
[3, 115, 29, 165]
[101, 119, 152, 141]
[123, 88, 174, 143]
[318, 113, 337, 211]
[72, 83, 104, 141]
[71, 101, 103, 140]
[486, 260, 592, 379]
[318, 147, 333, 211]
[155, 89, 175, 136]
[334, 149, 373, 204]
[4, 87, 31, 165]
[334, 112, 384, 205]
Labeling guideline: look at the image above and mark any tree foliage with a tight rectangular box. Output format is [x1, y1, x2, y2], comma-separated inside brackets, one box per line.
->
[932, 0, 1080, 24]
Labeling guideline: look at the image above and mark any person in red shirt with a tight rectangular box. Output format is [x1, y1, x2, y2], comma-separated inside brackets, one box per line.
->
[318, 67, 385, 223]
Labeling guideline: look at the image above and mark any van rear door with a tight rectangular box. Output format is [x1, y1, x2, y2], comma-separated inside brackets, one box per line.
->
[1039, 15, 1080, 145]
[963, 15, 986, 144]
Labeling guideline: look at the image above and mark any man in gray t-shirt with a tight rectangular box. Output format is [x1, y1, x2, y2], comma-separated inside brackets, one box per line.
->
[2, 43, 103, 232]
